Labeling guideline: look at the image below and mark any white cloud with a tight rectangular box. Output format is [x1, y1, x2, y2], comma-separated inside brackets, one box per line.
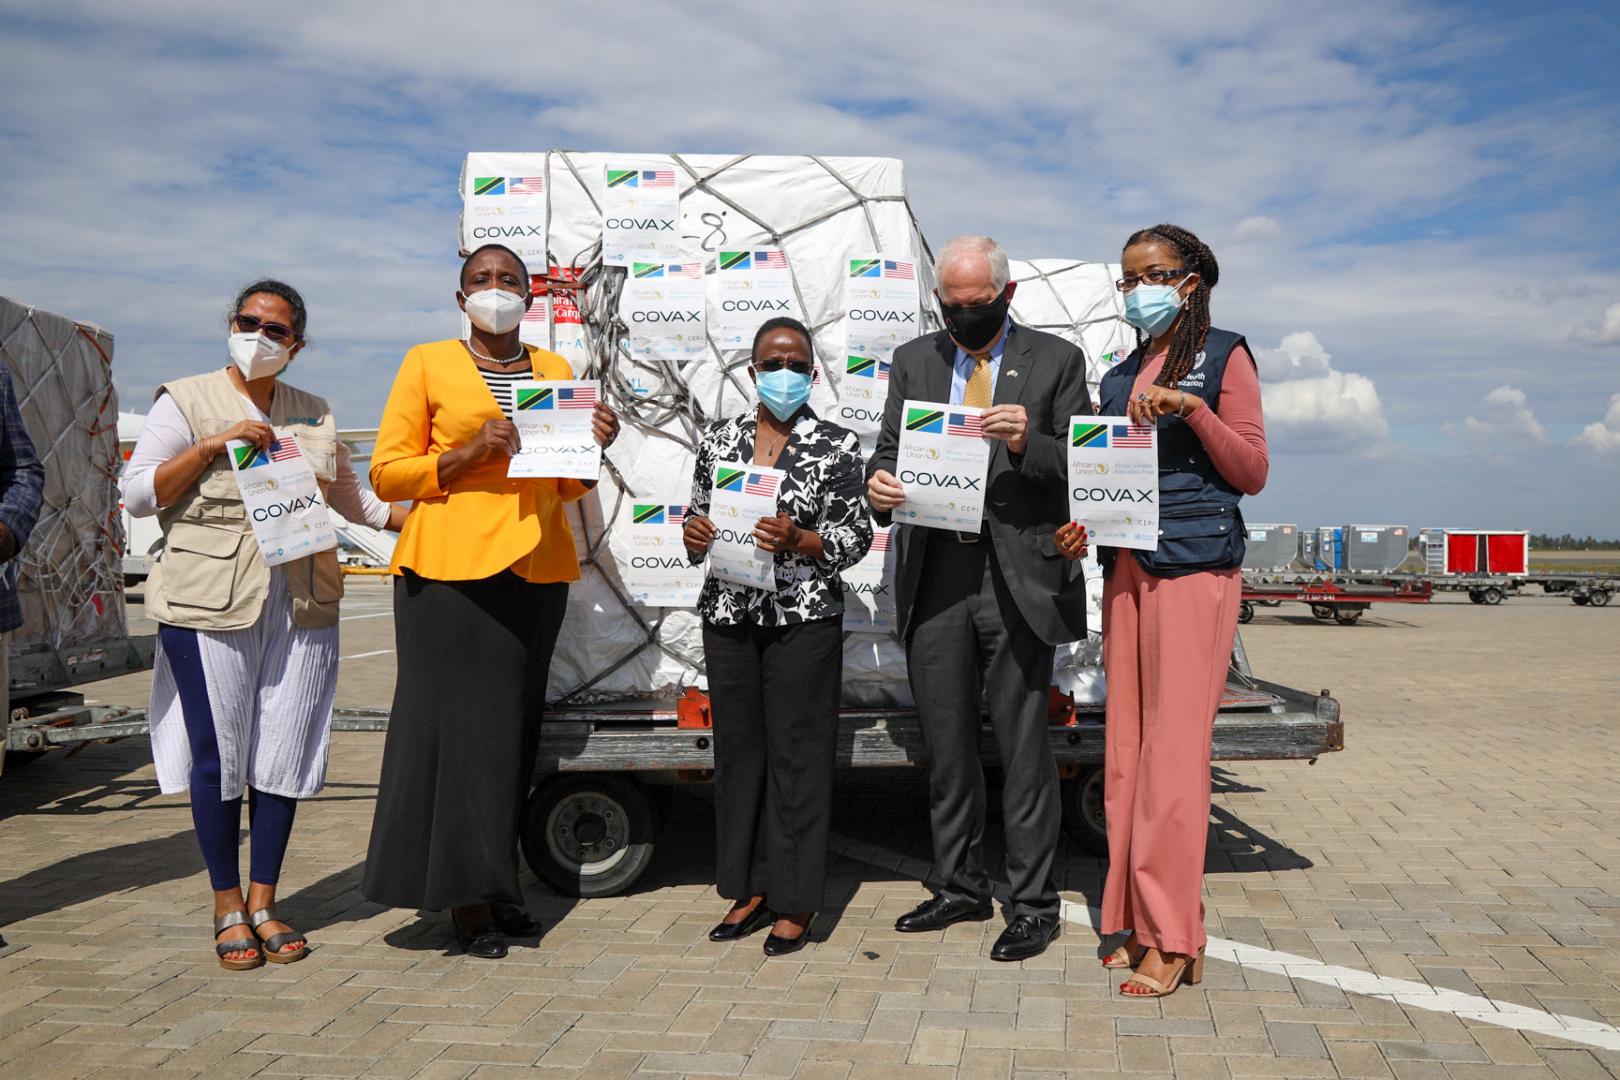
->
[1232, 216, 1284, 242]
[1572, 393, 1620, 455]
[1456, 385, 1547, 450]
[1571, 302, 1620, 347]
[1254, 332, 1389, 453]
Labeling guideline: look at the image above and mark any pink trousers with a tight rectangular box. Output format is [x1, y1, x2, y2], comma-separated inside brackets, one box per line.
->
[1100, 553, 1241, 956]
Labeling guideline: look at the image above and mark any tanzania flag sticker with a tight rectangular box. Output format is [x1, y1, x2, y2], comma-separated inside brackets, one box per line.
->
[1071, 422, 1108, 448]
[905, 408, 944, 435]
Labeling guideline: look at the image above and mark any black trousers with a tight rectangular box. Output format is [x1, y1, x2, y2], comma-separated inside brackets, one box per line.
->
[905, 533, 1060, 920]
[702, 616, 842, 913]
[363, 571, 567, 911]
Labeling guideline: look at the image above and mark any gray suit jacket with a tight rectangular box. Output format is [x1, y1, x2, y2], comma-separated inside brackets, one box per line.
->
[865, 323, 1093, 646]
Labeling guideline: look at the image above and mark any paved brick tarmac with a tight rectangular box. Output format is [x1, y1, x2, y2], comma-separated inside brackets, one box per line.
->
[1, 584, 1617, 1079]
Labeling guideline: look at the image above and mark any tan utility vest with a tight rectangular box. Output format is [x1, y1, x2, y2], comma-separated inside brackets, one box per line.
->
[145, 369, 344, 631]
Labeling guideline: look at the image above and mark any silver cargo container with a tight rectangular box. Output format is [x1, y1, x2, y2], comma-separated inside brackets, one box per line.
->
[1340, 524, 1410, 574]
[1242, 523, 1299, 572]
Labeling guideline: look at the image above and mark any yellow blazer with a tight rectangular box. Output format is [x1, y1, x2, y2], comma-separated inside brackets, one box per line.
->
[372, 339, 592, 583]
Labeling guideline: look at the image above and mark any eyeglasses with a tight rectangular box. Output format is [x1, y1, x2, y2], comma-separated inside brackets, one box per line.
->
[233, 313, 296, 343]
[756, 360, 814, 376]
[1115, 268, 1189, 292]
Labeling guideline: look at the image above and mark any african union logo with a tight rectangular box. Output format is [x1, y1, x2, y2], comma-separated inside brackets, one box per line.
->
[715, 467, 745, 492]
[232, 444, 271, 469]
[1071, 422, 1108, 448]
[515, 387, 554, 411]
[905, 408, 943, 435]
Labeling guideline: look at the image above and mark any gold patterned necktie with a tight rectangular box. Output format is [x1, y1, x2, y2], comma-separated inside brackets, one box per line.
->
[963, 351, 992, 408]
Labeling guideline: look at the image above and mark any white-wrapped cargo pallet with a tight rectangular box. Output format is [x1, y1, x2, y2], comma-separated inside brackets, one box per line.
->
[0, 297, 126, 658]
[459, 154, 1120, 707]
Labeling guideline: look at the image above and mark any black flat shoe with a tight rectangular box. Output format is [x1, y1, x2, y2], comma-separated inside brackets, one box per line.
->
[708, 903, 773, 943]
[451, 913, 508, 960]
[763, 915, 814, 957]
[491, 902, 543, 938]
[894, 895, 994, 933]
[990, 915, 1061, 962]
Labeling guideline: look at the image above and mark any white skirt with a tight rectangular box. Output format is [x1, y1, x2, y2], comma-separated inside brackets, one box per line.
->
[148, 567, 340, 799]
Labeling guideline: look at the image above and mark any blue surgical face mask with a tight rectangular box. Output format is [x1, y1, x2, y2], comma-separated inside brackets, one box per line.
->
[1123, 279, 1190, 337]
[755, 368, 812, 421]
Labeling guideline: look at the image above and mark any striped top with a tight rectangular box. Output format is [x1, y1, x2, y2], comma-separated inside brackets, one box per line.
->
[476, 367, 532, 419]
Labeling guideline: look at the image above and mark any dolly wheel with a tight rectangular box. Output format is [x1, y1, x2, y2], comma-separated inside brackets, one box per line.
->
[1059, 765, 1109, 857]
[1591, 590, 1611, 608]
[521, 774, 660, 898]
[1310, 604, 1334, 621]
[1333, 608, 1363, 625]
[1238, 601, 1255, 624]
[1573, 594, 1591, 606]
[1481, 587, 1504, 606]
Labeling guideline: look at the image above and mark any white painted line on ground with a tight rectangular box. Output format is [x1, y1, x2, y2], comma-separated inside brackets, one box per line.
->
[340, 611, 393, 621]
[339, 649, 394, 661]
[829, 832, 1620, 1053]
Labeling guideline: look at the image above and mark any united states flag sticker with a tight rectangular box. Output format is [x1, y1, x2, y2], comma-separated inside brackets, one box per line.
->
[883, 259, 915, 280]
[558, 386, 597, 409]
[667, 505, 686, 527]
[754, 250, 787, 269]
[947, 412, 983, 438]
[870, 530, 891, 552]
[667, 263, 703, 279]
[1111, 424, 1154, 447]
[641, 168, 676, 187]
[508, 176, 543, 195]
[269, 438, 302, 463]
[744, 472, 778, 497]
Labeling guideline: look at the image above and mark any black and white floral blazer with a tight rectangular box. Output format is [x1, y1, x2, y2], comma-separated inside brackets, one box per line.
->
[688, 408, 872, 627]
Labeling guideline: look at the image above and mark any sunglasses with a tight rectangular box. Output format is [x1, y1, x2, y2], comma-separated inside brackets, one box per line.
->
[233, 313, 296, 343]
[755, 360, 814, 376]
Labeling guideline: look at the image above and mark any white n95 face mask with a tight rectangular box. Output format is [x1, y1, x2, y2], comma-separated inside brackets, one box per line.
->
[227, 332, 292, 381]
[462, 287, 528, 334]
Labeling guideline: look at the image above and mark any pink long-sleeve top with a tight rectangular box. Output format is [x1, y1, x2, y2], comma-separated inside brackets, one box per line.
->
[1133, 345, 1269, 495]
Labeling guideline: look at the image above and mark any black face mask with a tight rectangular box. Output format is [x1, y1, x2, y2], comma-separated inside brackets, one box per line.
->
[940, 292, 1009, 352]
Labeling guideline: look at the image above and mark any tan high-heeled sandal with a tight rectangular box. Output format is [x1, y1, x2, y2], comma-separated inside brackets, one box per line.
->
[1120, 947, 1204, 997]
[1102, 935, 1146, 969]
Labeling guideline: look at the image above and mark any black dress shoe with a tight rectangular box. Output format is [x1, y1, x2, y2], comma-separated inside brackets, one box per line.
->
[491, 902, 543, 938]
[451, 916, 508, 959]
[708, 903, 773, 942]
[763, 915, 814, 957]
[894, 895, 994, 933]
[990, 915, 1061, 962]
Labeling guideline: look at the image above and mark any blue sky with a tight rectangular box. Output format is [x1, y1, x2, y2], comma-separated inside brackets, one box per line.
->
[1, 0, 1616, 534]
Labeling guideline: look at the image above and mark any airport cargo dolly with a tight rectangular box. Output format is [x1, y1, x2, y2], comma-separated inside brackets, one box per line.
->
[10, 634, 1341, 901]
[1240, 574, 1434, 625]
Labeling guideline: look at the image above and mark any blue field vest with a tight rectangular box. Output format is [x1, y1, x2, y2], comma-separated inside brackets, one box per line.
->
[1096, 328, 1249, 578]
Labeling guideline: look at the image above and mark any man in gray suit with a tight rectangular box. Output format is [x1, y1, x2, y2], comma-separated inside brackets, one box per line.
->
[867, 235, 1091, 961]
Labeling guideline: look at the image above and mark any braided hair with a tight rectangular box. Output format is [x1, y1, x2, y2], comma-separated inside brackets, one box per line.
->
[1124, 224, 1218, 388]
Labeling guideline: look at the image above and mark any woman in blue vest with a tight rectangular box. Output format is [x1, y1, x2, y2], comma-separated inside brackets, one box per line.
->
[1057, 224, 1268, 997]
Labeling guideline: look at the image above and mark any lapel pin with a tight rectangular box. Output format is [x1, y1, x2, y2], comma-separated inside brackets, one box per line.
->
[1008, 370, 1019, 377]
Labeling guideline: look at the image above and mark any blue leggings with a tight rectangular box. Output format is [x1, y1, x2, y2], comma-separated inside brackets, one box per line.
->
[159, 625, 298, 892]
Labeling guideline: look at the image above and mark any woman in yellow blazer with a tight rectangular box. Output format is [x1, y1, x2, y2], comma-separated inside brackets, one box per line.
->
[363, 244, 619, 959]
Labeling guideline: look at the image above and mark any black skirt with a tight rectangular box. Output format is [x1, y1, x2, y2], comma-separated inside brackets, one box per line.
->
[362, 571, 567, 911]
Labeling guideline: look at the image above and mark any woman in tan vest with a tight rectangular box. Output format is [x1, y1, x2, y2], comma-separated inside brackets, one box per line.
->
[121, 280, 407, 970]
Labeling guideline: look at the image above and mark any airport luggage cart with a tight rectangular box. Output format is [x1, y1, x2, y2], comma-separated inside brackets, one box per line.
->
[1240, 575, 1434, 625]
[1536, 575, 1614, 607]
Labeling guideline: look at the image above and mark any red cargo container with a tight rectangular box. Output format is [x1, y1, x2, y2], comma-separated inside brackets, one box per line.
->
[1443, 530, 1529, 576]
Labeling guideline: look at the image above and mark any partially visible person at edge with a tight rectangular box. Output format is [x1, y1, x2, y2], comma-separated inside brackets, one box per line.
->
[682, 316, 872, 958]
[120, 280, 408, 970]
[866, 235, 1092, 962]
[0, 361, 45, 803]
[1056, 224, 1269, 998]
[362, 244, 620, 960]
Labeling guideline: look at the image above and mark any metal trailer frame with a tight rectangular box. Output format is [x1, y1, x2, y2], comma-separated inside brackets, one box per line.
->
[1239, 574, 1434, 625]
[7, 632, 1343, 900]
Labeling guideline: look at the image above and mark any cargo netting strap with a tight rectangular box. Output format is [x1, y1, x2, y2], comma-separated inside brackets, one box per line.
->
[532, 152, 938, 704]
[1009, 259, 1132, 395]
[0, 304, 125, 654]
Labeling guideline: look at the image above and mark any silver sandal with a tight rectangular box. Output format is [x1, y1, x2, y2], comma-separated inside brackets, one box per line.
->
[214, 911, 264, 971]
[249, 907, 308, 964]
